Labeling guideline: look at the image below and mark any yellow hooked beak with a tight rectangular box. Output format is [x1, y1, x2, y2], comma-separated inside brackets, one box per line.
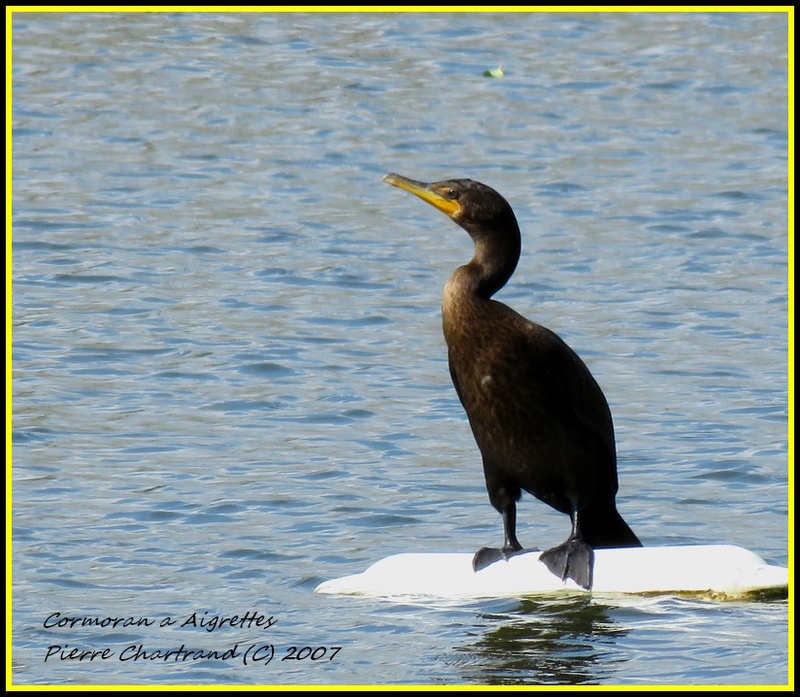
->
[382, 173, 461, 218]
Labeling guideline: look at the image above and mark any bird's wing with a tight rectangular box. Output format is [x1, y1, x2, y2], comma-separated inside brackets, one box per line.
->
[530, 323, 619, 481]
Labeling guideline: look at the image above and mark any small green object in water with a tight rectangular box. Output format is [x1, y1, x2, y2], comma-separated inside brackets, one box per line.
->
[483, 66, 504, 78]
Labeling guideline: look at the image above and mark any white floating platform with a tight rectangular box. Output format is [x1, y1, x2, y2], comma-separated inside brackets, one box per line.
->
[315, 545, 788, 600]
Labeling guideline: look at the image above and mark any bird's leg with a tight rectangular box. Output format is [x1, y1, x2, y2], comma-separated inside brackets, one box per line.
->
[472, 500, 530, 571]
[539, 507, 595, 590]
[501, 502, 523, 556]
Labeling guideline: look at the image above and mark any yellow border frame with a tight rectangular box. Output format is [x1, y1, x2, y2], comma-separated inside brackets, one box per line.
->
[6, 5, 794, 692]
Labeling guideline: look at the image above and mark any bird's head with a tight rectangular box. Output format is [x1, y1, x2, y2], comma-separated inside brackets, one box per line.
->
[382, 174, 517, 238]
[383, 173, 521, 298]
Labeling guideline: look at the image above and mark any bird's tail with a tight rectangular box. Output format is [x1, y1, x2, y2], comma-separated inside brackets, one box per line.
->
[581, 504, 641, 549]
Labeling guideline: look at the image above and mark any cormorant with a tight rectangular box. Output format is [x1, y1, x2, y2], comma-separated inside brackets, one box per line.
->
[383, 173, 641, 590]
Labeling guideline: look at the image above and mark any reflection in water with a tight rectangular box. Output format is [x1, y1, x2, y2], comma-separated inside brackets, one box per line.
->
[456, 597, 626, 685]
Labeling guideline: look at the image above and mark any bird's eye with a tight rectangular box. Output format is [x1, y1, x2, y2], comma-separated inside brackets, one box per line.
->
[445, 188, 458, 200]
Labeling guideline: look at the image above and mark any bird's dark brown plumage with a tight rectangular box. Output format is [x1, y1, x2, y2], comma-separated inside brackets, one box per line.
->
[383, 173, 641, 589]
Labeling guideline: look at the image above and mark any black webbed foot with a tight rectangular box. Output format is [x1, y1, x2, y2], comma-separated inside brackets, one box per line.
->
[472, 546, 538, 572]
[472, 547, 505, 571]
[539, 537, 595, 590]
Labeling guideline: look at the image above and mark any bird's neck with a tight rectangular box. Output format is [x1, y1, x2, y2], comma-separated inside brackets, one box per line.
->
[442, 262, 508, 352]
[442, 218, 522, 335]
[471, 246, 517, 299]
[464, 222, 521, 300]
[441, 251, 515, 319]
